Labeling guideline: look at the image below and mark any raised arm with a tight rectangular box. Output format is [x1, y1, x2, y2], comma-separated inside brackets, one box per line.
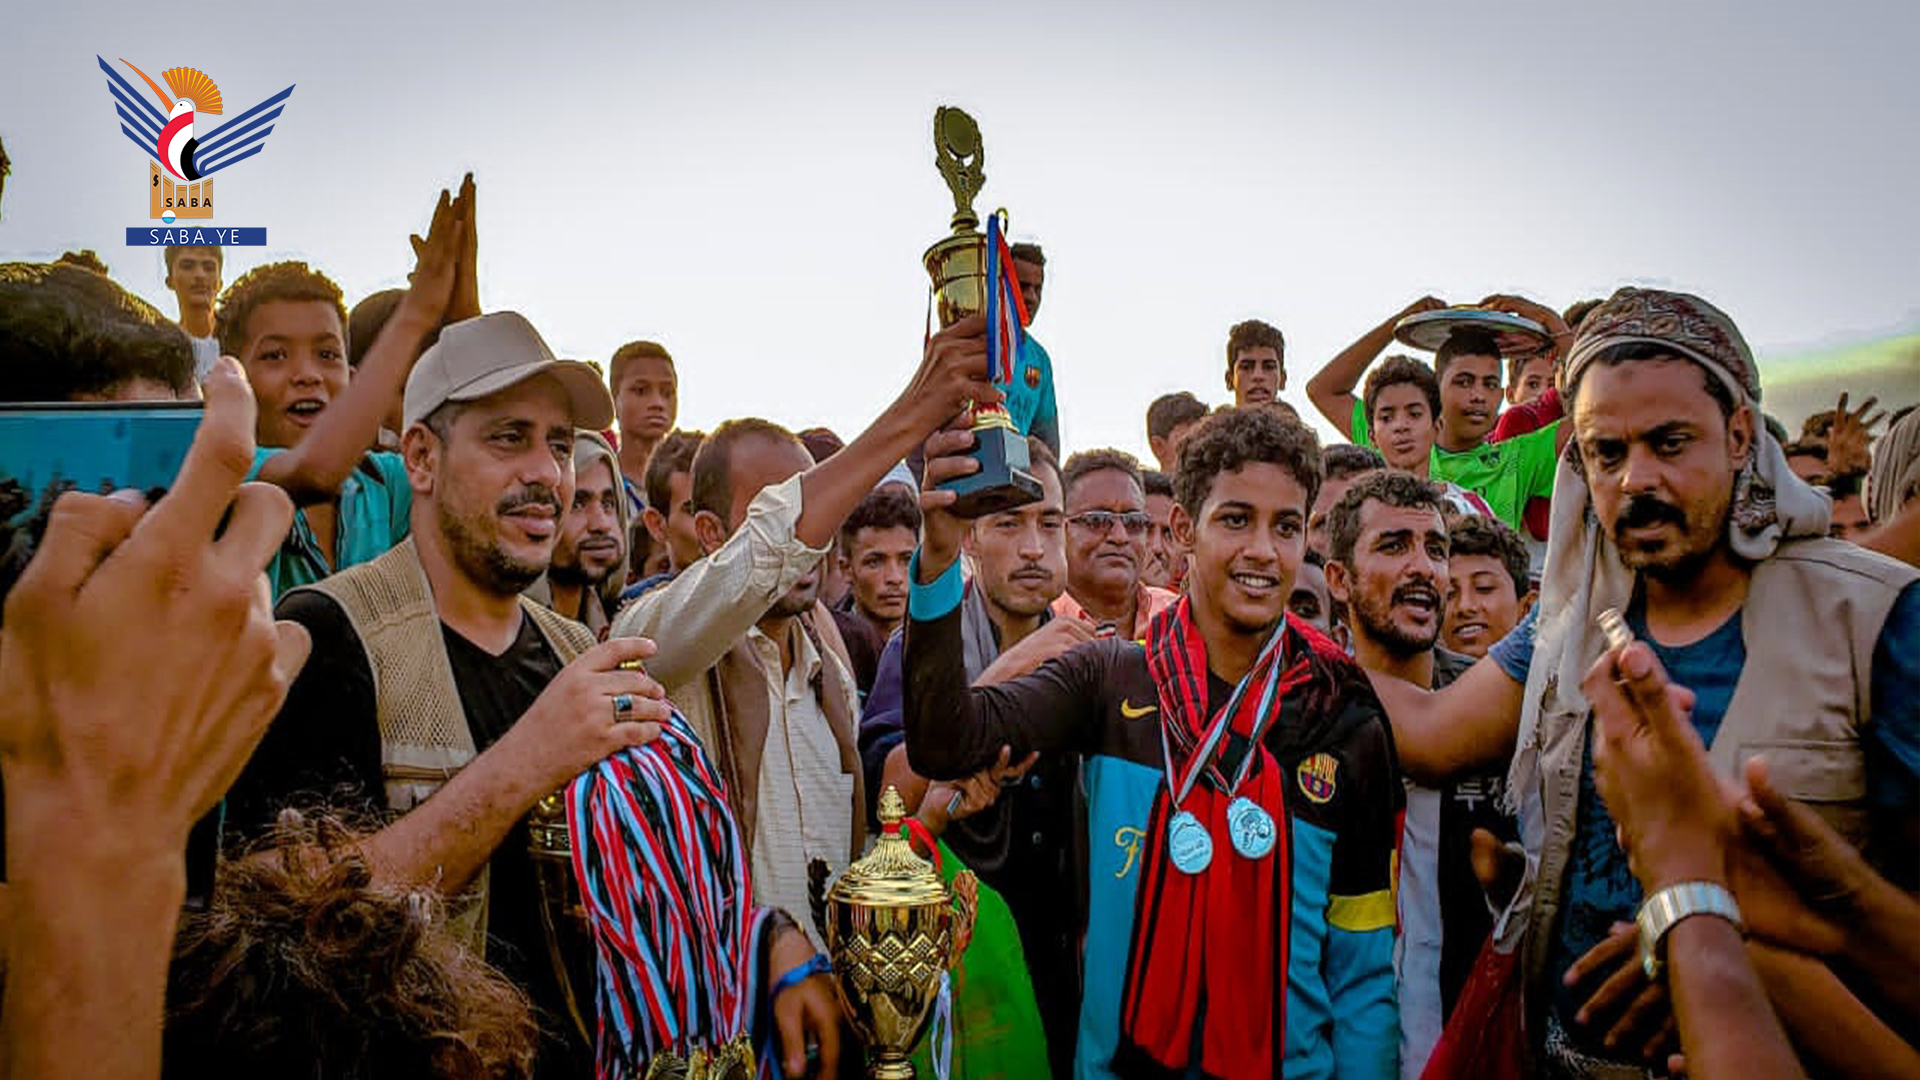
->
[256, 179, 467, 505]
[1366, 654, 1525, 785]
[610, 314, 1002, 689]
[902, 423, 1106, 779]
[1306, 296, 1445, 439]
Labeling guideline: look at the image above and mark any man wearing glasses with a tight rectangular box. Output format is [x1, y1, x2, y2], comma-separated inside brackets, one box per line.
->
[1053, 449, 1179, 640]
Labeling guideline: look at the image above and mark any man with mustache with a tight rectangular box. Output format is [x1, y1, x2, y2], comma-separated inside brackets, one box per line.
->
[1322, 472, 1509, 1080]
[526, 430, 628, 637]
[1055, 449, 1178, 640]
[164, 243, 223, 381]
[1370, 289, 1920, 1078]
[861, 437, 1089, 1076]
[231, 310, 847, 1077]
[1306, 295, 1570, 539]
[608, 314, 1002, 946]
[228, 311, 666, 1073]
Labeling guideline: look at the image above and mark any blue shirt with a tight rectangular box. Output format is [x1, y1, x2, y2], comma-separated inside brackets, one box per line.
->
[1003, 334, 1060, 458]
[1489, 584, 1920, 1039]
[248, 449, 412, 599]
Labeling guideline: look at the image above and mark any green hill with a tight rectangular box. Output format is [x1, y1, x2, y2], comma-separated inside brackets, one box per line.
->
[1757, 332, 1920, 435]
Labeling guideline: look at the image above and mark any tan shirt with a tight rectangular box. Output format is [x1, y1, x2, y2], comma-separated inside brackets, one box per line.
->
[746, 622, 858, 947]
[607, 475, 859, 938]
[610, 473, 827, 697]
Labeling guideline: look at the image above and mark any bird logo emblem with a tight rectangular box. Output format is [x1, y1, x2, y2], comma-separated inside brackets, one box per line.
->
[98, 56, 295, 223]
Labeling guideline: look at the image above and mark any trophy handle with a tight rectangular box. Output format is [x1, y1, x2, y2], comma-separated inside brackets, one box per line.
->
[806, 857, 832, 945]
[949, 870, 978, 967]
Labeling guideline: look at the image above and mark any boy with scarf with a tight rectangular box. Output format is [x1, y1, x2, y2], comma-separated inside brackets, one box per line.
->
[904, 406, 1400, 1080]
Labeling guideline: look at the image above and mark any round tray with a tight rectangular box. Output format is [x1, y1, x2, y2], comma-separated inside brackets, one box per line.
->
[1393, 308, 1552, 356]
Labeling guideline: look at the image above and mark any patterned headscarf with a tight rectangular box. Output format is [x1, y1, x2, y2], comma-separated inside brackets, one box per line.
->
[1506, 288, 1831, 813]
[1869, 408, 1920, 523]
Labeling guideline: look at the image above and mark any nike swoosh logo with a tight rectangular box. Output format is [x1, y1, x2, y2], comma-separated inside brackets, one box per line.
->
[1120, 699, 1157, 719]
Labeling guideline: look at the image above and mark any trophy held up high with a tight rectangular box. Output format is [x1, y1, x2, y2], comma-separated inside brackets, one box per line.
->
[923, 106, 1043, 518]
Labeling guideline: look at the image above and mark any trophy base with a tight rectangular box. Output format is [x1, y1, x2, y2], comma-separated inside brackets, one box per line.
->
[939, 422, 1042, 518]
[865, 1054, 917, 1080]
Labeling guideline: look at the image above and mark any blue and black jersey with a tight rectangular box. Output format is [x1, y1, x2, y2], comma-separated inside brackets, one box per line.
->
[904, 561, 1401, 1080]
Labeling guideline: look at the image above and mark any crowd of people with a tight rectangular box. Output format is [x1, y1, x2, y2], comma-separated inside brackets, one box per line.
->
[3, 162, 1919, 1080]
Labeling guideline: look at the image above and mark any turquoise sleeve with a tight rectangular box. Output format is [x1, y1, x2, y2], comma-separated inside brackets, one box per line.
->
[246, 446, 278, 483]
[907, 550, 964, 621]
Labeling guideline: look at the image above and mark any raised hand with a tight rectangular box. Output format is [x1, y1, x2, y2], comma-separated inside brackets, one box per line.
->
[916, 413, 983, 578]
[900, 313, 1001, 435]
[1819, 391, 1884, 478]
[448, 172, 480, 321]
[1477, 293, 1573, 352]
[400, 180, 466, 331]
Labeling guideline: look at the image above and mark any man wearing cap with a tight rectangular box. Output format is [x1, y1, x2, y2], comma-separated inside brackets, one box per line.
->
[1367, 289, 1920, 1077]
[226, 311, 677, 1074]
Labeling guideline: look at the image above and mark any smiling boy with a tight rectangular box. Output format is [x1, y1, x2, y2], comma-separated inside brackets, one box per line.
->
[905, 405, 1400, 1079]
[219, 185, 467, 596]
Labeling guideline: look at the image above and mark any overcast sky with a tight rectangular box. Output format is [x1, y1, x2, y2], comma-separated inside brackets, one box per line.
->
[5, 0, 1917, 457]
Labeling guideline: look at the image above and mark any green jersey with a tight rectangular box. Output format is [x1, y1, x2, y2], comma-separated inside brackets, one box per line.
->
[1348, 398, 1560, 533]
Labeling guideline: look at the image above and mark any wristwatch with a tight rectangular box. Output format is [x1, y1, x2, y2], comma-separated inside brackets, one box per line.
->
[1636, 880, 1743, 981]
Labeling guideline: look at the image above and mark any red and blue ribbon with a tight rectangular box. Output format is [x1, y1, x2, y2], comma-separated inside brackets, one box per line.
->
[984, 212, 1028, 386]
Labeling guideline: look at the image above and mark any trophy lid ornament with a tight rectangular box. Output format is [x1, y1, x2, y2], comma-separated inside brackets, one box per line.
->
[933, 106, 985, 235]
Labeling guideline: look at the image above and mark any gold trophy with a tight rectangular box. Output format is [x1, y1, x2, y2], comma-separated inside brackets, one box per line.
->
[922, 105, 1043, 517]
[528, 790, 597, 1041]
[810, 786, 979, 1080]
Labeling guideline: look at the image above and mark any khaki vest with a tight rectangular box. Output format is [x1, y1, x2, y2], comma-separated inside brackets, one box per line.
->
[296, 537, 596, 949]
[1523, 537, 1917, 1015]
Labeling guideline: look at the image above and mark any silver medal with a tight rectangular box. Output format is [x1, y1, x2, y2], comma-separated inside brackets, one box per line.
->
[1227, 796, 1276, 859]
[1167, 810, 1214, 874]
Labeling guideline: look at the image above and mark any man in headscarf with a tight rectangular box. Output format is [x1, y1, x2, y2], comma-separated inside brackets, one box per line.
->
[526, 430, 629, 636]
[1366, 288, 1920, 1078]
[1862, 406, 1920, 567]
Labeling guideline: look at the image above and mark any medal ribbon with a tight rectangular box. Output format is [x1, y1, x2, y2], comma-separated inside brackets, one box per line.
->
[1156, 606, 1291, 811]
[1120, 597, 1308, 1080]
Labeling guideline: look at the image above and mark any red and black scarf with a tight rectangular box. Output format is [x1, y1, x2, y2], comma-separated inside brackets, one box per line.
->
[1118, 597, 1313, 1080]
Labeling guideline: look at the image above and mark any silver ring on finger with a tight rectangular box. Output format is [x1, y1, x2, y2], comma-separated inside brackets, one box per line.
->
[612, 693, 635, 721]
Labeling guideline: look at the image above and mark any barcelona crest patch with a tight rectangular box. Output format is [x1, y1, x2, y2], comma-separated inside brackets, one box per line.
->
[1296, 752, 1339, 804]
[1024, 365, 1042, 389]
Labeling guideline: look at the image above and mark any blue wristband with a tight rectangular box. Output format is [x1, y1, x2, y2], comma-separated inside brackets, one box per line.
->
[771, 953, 831, 1000]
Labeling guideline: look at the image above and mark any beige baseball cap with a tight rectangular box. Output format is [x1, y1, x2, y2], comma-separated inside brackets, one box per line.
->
[403, 311, 614, 431]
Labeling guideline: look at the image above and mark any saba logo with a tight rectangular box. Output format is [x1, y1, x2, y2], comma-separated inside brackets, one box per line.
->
[98, 56, 294, 246]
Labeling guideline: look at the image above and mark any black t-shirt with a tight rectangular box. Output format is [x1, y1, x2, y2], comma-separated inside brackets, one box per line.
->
[226, 590, 588, 1077]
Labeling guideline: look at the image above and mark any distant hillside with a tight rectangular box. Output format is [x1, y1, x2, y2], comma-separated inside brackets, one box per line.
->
[1757, 332, 1920, 435]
